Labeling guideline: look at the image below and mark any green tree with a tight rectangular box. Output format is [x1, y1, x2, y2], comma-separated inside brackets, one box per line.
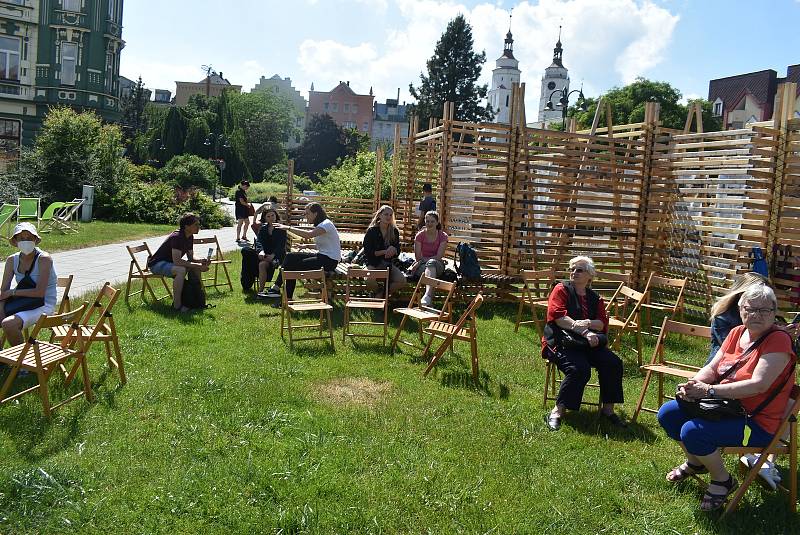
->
[160, 154, 218, 191]
[229, 90, 293, 180]
[408, 14, 493, 125]
[294, 114, 349, 181]
[316, 150, 392, 200]
[184, 116, 211, 156]
[161, 106, 187, 161]
[32, 107, 125, 202]
[569, 78, 721, 131]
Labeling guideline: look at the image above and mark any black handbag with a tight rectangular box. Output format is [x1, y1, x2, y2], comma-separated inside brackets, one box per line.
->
[544, 322, 608, 351]
[677, 329, 793, 421]
[3, 252, 45, 315]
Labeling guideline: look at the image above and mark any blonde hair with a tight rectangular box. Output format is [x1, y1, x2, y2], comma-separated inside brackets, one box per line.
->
[568, 256, 596, 277]
[368, 204, 397, 230]
[710, 272, 771, 318]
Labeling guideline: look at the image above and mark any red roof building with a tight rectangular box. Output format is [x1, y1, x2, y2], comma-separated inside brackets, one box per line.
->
[708, 65, 800, 129]
[306, 81, 374, 134]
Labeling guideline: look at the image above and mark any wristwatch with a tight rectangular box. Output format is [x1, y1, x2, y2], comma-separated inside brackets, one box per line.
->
[708, 387, 716, 398]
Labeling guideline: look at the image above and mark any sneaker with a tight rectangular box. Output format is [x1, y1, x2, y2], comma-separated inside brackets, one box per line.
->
[256, 291, 269, 299]
[740, 454, 781, 490]
[420, 294, 433, 307]
[265, 287, 281, 298]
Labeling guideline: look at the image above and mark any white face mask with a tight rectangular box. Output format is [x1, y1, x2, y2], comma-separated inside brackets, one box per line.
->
[17, 240, 36, 255]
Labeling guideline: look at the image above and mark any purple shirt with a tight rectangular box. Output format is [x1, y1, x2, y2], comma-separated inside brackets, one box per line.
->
[149, 230, 193, 265]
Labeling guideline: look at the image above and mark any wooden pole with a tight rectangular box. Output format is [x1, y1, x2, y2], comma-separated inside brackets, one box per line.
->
[632, 101, 660, 287]
[391, 124, 401, 210]
[286, 159, 295, 224]
[374, 145, 384, 209]
[501, 83, 520, 273]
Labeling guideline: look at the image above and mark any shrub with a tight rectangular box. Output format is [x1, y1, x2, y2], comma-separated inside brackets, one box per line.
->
[316, 150, 392, 199]
[160, 154, 218, 192]
[227, 182, 287, 203]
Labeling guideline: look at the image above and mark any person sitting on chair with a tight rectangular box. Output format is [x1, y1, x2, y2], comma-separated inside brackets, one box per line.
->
[274, 202, 341, 300]
[256, 206, 288, 298]
[363, 205, 406, 296]
[148, 213, 210, 313]
[408, 211, 448, 307]
[542, 255, 626, 432]
[658, 284, 796, 511]
[0, 223, 57, 346]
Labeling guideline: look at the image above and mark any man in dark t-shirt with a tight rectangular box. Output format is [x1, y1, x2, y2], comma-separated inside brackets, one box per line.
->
[417, 183, 436, 229]
[148, 212, 210, 312]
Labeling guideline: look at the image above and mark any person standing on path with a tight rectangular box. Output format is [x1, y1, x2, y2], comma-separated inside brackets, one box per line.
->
[235, 180, 252, 243]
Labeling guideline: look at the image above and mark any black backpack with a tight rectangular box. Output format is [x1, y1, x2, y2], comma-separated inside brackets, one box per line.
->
[455, 242, 481, 279]
[182, 270, 207, 309]
[240, 247, 260, 291]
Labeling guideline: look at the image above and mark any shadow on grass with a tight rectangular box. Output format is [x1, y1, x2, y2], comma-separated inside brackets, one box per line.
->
[553, 409, 659, 443]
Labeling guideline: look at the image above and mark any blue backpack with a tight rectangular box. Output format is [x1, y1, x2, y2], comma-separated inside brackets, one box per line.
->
[456, 242, 481, 279]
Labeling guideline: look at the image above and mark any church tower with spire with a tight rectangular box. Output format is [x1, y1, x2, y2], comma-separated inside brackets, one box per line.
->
[537, 27, 570, 125]
[488, 21, 521, 125]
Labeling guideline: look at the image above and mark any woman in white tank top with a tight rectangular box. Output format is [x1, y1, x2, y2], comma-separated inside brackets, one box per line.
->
[0, 223, 58, 346]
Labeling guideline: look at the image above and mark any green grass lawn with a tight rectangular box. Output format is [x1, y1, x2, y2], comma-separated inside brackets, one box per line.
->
[0, 221, 175, 258]
[0, 264, 795, 534]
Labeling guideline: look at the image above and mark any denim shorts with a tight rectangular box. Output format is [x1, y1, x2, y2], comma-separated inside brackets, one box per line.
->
[149, 260, 175, 277]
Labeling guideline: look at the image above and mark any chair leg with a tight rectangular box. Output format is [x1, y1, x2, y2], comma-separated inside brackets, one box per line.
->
[287, 311, 294, 349]
[543, 361, 552, 409]
[470, 335, 479, 385]
[37, 370, 51, 419]
[223, 264, 233, 291]
[632, 369, 654, 423]
[79, 356, 94, 402]
[327, 309, 334, 348]
[514, 298, 524, 332]
[125, 265, 134, 304]
[343, 307, 349, 342]
[390, 316, 408, 355]
[791, 421, 798, 513]
[109, 322, 127, 384]
[423, 335, 453, 377]
[159, 276, 173, 299]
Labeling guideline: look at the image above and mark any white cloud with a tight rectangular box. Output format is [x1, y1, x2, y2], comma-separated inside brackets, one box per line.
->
[296, 0, 680, 119]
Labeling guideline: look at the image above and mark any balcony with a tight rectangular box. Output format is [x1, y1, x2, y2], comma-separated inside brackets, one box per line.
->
[53, 10, 88, 29]
[105, 20, 122, 38]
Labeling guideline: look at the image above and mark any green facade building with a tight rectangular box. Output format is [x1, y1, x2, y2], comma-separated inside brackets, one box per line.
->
[0, 0, 123, 160]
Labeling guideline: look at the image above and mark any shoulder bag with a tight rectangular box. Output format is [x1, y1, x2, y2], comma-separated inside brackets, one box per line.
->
[3, 251, 46, 316]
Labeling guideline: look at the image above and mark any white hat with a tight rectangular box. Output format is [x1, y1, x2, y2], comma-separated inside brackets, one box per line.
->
[11, 222, 41, 243]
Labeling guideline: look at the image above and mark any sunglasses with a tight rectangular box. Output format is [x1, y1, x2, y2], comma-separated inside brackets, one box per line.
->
[569, 267, 586, 273]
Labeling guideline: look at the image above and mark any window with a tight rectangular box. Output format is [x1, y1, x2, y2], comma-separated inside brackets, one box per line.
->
[323, 102, 329, 111]
[342, 121, 356, 129]
[352, 104, 358, 114]
[61, 42, 77, 85]
[63, 0, 81, 11]
[362, 122, 368, 131]
[343, 103, 350, 112]
[0, 36, 20, 81]
[713, 101, 723, 116]
[6, 0, 25, 5]
[331, 102, 338, 112]
[505, 95, 509, 107]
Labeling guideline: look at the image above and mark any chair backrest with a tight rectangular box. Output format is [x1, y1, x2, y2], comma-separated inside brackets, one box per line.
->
[650, 318, 711, 371]
[593, 271, 631, 302]
[21, 305, 89, 367]
[408, 274, 456, 315]
[452, 293, 484, 333]
[81, 282, 121, 339]
[521, 269, 555, 300]
[645, 272, 688, 310]
[127, 243, 154, 273]
[41, 201, 65, 220]
[281, 268, 328, 304]
[193, 235, 223, 261]
[609, 284, 647, 326]
[17, 197, 40, 219]
[0, 203, 17, 226]
[57, 275, 74, 314]
[57, 200, 83, 220]
[345, 267, 389, 301]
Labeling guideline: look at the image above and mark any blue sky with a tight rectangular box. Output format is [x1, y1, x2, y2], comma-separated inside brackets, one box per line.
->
[121, 0, 800, 118]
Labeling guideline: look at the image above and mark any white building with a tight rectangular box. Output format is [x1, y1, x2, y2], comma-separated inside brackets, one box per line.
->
[487, 30, 521, 124]
[537, 30, 570, 126]
[252, 74, 307, 149]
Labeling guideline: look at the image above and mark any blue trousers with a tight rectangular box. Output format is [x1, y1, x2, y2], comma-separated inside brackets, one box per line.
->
[657, 400, 773, 456]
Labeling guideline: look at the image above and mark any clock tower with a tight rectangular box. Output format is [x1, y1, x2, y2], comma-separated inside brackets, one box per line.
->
[537, 27, 570, 126]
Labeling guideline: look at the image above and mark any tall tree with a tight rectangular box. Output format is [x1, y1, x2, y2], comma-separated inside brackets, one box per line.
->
[409, 14, 493, 125]
[569, 78, 721, 131]
[294, 114, 350, 181]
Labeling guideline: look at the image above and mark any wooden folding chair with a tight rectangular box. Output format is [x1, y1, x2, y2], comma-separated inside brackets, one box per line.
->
[342, 267, 389, 345]
[514, 269, 554, 333]
[640, 273, 688, 335]
[0, 305, 93, 418]
[718, 384, 800, 517]
[0, 203, 17, 237]
[422, 293, 484, 383]
[193, 235, 233, 291]
[51, 282, 126, 385]
[280, 268, 334, 349]
[607, 284, 648, 365]
[57, 275, 73, 314]
[632, 318, 710, 422]
[390, 275, 455, 354]
[592, 271, 631, 311]
[124, 243, 173, 304]
[542, 351, 602, 410]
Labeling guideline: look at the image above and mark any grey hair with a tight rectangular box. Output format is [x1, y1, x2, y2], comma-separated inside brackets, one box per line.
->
[738, 284, 777, 310]
[569, 256, 596, 277]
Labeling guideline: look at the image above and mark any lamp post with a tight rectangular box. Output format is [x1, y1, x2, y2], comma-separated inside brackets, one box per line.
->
[545, 87, 588, 131]
[150, 138, 167, 167]
[204, 133, 230, 200]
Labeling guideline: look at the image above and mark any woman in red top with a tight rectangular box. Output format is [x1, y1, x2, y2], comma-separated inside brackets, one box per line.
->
[542, 256, 626, 431]
[658, 284, 796, 511]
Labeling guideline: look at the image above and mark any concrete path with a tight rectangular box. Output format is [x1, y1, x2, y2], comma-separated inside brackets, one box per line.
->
[51, 202, 244, 298]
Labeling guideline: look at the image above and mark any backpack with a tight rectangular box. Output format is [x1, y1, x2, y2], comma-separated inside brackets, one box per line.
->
[455, 242, 481, 279]
[240, 247, 260, 291]
[182, 270, 207, 309]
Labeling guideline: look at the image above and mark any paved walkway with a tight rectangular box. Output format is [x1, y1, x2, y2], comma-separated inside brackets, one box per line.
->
[51, 202, 243, 297]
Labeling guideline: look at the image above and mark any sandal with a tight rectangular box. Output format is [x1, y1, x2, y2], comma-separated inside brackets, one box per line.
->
[666, 461, 708, 483]
[700, 475, 738, 512]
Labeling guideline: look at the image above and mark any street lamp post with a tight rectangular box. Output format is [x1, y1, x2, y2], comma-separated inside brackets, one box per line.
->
[545, 87, 588, 131]
[150, 138, 167, 167]
[204, 133, 230, 200]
